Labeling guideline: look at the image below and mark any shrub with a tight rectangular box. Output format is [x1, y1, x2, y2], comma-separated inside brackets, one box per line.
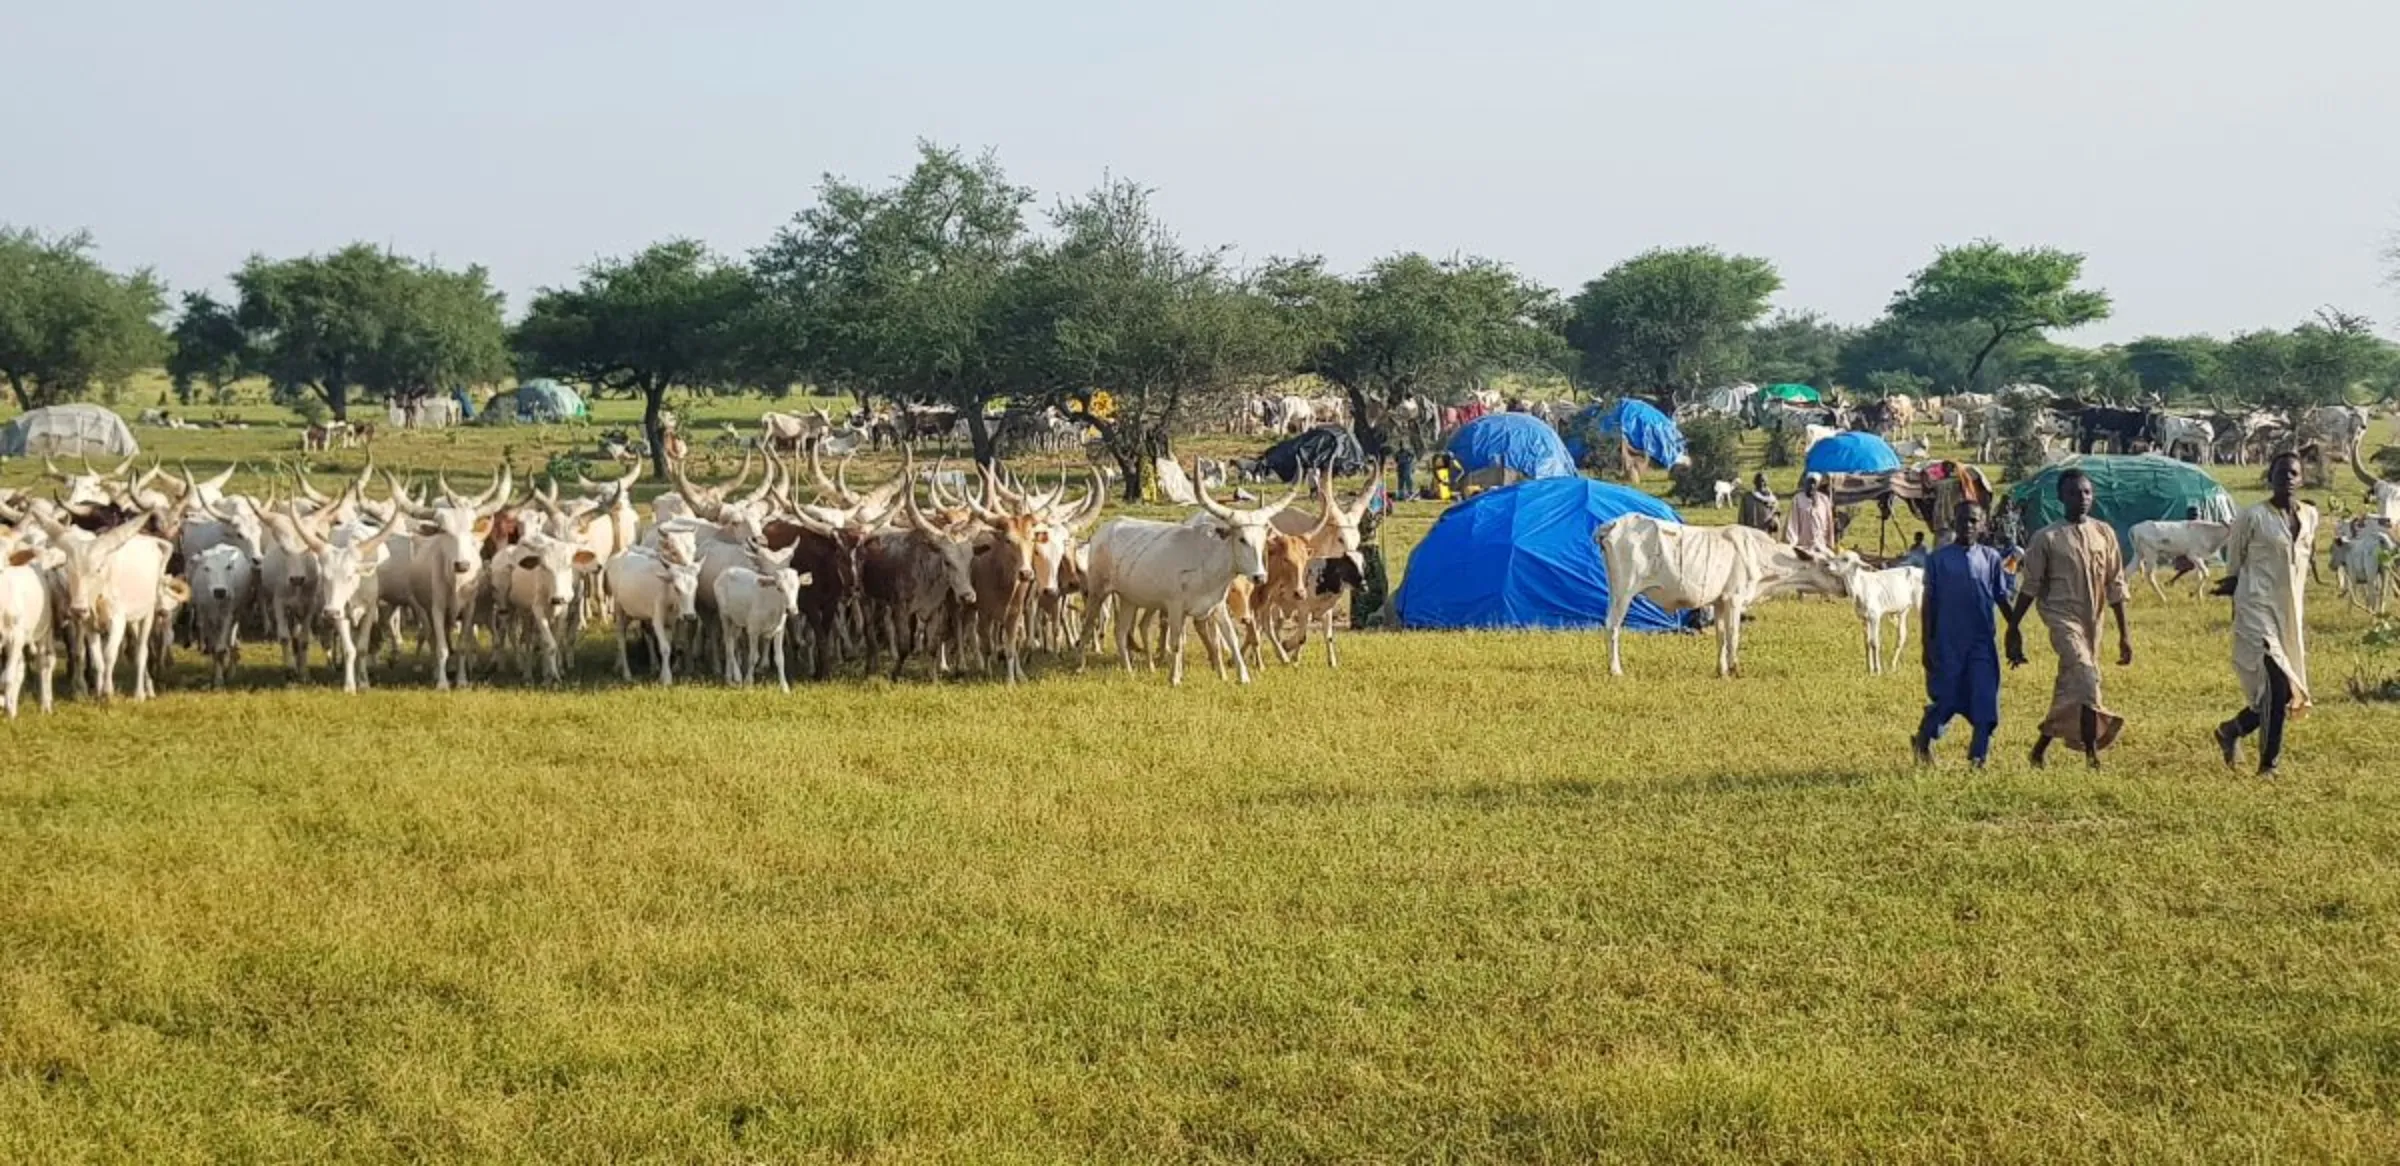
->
[1763, 423, 1796, 468]
[1674, 417, 1745, 505]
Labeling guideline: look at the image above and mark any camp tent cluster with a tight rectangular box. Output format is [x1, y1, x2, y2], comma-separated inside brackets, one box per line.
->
[0, 404, 139, 459]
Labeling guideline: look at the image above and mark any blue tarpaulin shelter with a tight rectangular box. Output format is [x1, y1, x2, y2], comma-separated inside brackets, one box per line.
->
[1394, 478, 1684, 631]
[1805, 431, 1902, 476]
[1445, 412, 1575, 482]
[1567, 399, 1687, 470]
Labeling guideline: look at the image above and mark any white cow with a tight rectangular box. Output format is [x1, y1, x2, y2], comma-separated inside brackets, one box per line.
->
[1803, 424, 1841, 453]
[2332, 519, 2397, 614]
[491, 533, 603, 686]
[0, 535, 60, 716]
[1277, 395, 1316, 435]
[1711, 480, 1738, 509]
[186, 543, 256, 689]
[35, 514, 179, 702]
[302, 521, 396, 693]
[2128, 519, 2233, 600]
[2153, 416, 2215, 464]
[2349, 439, 2400, 524]
[605, 546, 703, 685]
[1595, 516, 1850, 678]
[384, 468, 509, 690]
[1079, 474, 1297, 685]
[1824, 556, 1924, 675]
[716, 564, 805, 690]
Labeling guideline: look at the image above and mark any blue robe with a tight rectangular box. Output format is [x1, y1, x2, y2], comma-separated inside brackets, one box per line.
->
[1921, 543, 2009, 734]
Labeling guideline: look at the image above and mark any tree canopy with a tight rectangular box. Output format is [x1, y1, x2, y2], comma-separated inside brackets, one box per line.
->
[751, 143, 1032, 464]
[514, 240, 756, 476]
[1563, 246, 1780, 400]
[0, 227, 168, 411]
[1266, 253, 1560, 456]
[1742, 310, 1850, 391]
[166, 291, 249, 406]
[1887, 241, 2111, 392]
[234, 244, 509, 421]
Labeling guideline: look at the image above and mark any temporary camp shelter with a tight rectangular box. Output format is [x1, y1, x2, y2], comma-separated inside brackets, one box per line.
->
[1393, 477, 1683, 631]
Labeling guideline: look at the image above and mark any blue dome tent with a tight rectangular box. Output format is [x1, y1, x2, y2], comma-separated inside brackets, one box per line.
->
[1394, 478, 1684, 631]
[1805, 431, 1902, 476]
[1566, 398, 1687, 470]
[1445, 412, 1576, 482]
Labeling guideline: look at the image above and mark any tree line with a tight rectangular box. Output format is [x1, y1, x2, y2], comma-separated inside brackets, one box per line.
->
[5, 143, 2395, 487]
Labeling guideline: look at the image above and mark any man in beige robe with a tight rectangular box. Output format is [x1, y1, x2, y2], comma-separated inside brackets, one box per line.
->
[1787, 473, 1834, 552]
[2006, 468, 2136, 768]
[2213, 452, 2316, 776]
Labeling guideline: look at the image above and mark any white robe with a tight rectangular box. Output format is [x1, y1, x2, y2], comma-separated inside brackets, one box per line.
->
[2222, 500, 2316, 716]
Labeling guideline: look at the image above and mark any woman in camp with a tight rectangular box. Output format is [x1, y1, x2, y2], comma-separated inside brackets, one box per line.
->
[2212, 452, 2317, 776]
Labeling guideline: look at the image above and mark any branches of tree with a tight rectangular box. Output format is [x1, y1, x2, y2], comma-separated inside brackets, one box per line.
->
[1886, 240, 2112, 392]
[514, 240, 756, 478]
[233, 244, 510, 423]
[1266, 253, 1562, 458]
[0, 227, 168, 411]
[1564, 246, 1780, 403]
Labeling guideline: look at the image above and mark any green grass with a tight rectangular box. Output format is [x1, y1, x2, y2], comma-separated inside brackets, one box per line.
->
[5, 394, 2400, 1161]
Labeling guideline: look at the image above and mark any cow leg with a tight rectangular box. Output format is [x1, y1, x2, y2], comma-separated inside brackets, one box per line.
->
[1890, 608, 1910, 673]
[1322, 611, 1340, 670]
[1166, 613, 1189, 687]
[1219, 608, 1253, 685]
[99, 619, 127, 702]
[614, 615, 635, 681]
[1718, 602, 1740, 679]
[2143, 558, 2168, 602]
[1863, 615, 1879, 675]
[2, 639, 22, 718]
[721, 621, 742, 685]
[431, 610, 453, 692]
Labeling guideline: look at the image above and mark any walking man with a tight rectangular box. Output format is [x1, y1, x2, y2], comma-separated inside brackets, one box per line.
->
[2213, 451, 2316, 776]
[2006, 468, 2135, 768]
[1913, 502, 2009, 767]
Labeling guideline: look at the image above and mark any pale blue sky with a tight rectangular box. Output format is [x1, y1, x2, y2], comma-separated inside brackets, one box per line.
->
[8, 0, 2396, 341]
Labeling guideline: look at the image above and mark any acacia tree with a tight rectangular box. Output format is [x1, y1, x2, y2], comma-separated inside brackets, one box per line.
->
[1837, 315, 2013, 394]
[2122, 335, 2223, 403]
[234, 245, 508, 421]
[1563, 246, 1780, 400]
[1264, 253, 1559, 458]
[1012, 181, 1291, 500]
[1887, 241, 2111, 392]
[751, 143, 1031, 466]
[166, 292, 249, 406]
[0, 227, 168, 410]
[1744, 310, 1851, 391]
[513, 240, 755, 478]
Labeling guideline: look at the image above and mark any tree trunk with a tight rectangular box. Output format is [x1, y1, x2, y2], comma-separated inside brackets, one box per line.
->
[1347, 386, 1387, 458]
[1964, 328, 2011, 395]
[314, 381, 351, 423]
[5, 372, 28, 413]
[966, 407, 997, 470]
[1115, 442, 1148, 503]
[643, 383, 671, 481]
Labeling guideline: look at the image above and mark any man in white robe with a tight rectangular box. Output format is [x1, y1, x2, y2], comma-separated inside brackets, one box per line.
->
[2214, 451, 2317, 776]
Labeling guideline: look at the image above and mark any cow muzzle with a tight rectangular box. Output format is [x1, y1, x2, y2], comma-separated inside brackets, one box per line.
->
[452, 562, 473, 575]
[1248, 572, 1267, 586]
[210, 587, 230, 600]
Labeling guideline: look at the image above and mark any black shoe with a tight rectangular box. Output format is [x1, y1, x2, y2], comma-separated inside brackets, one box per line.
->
[2214, 722, 2240, 769]
[1910, 735, 1934, 767]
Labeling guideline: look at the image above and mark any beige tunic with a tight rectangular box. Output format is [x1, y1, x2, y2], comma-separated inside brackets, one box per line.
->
[1787, 491, 1833, 552]
[2018, 518, 2130, 748]
[2222, 500, 2315, 717]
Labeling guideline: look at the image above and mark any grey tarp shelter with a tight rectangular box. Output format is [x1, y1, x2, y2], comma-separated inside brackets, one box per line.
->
[1, 404, 140, 459]
[480, 379, 588, 425]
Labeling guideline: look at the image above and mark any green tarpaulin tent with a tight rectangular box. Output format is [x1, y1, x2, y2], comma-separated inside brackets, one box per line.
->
[1762, 383, 1822, 404]
[2007, 455, 2236, 552]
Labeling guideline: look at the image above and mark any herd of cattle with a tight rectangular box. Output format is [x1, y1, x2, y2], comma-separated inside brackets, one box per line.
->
[0, 443, 1382, 714]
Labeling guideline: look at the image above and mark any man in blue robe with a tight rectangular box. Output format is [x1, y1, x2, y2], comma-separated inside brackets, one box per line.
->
[1912, 502, 2010, 767]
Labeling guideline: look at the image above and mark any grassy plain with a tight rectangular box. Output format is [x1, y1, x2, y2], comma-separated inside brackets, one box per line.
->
[4, 390, 2400, 1162]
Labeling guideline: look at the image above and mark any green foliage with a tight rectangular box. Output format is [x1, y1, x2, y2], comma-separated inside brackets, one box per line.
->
[2012, 341, 2138, 404]
[1266, 253, 1561, 456]
[166, 291, 248, 406]
[751, 143, 1032, 461]
[516, 239, 756, 475]
[1763, 421, 1797, 468]
[235, 244, 509, 421]
[1997, 389, 2050, 482]
[1673, 416, 1745, 504]
[1563, 246, 1780, 398]
[2122, 335, 2223, 403]
[1837, 315, 2014, 395]
[0, 226, 168, 410]
[1014, 181, 1293, 499]
[2212, 310, 2394, 410]
[1860, 369, 1932, 401]
[1743, 310, 1849, 390]
[1888, 241, 2112, 390]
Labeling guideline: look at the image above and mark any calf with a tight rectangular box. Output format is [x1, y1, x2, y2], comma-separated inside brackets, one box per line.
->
[2128, 519, 2233, 600]
[1217, 532, 1312, 672]
[1712, 480, 1738, 509]
[605, 546, 703, 685]
[492, 533, 602, 686]
[1595, 516, 1849, 678]
[716, 562, 805, 690]
[2333, 519, 2397, 615]
[1824, 556, 1924, 675]
[1262, 551, 1366, 669]
[302, 521, 396, 693]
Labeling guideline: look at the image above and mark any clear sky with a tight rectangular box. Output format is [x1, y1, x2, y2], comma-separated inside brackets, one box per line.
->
[9, 0, 2396, 341]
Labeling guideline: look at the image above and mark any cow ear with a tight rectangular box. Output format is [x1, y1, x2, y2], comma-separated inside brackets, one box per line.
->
[417, 522, 440, 537]
[573, 551, 599, 570]
[973, 543, 992, 556]
[6, 549, 34, 568]
[474, 519, 493, 537]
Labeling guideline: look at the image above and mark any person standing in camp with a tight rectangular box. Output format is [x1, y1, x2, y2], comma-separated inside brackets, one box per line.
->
[2212, 452, 2316, 776]
[1350, 479, 1393, 628]
[1787, 473, 1834, 552]
[1739, 473, 1780, 535]
[1913, 502, 2009, 768]
[2005, 468, 2135, 769]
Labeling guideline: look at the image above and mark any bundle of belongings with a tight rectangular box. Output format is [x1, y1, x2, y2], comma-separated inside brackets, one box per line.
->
[1819, 460, 1994, 538]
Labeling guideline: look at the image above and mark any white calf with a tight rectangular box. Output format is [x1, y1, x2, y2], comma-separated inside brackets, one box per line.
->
[1825, 556, 1923, 675]
[605, 548, 703, 685]
[0, 538, 60, 716]
[187, 543, 256, 688]
[716, 564, 804, 691]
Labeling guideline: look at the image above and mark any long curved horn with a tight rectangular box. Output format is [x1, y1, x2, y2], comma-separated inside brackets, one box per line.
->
[2353, 433, 2384, 488]
[722, 447, 754, 495]
[1347, 460, 1382, 523]
[436, 472, 465, 507]
[806, 440, 845, 502]
[110, 454, 137, 480]
[1195, 461, 1236, 520]
[618, 460, 642, 494]
[383, 472, 433, 520]
[44, 457, 65, 482]
[836, 455, 859, 506]
[470, 466, 512, 517]
[201, 464, 235, 496]
[738, 454, 776, 507]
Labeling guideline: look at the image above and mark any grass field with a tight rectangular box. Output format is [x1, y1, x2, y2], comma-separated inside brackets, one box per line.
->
[5, 390, 2400, 1161]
